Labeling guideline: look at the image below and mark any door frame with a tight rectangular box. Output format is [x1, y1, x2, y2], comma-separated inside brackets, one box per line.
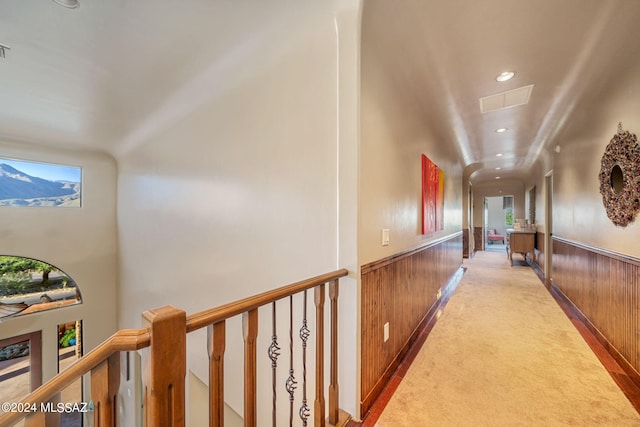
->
[0, 331, 42, 392]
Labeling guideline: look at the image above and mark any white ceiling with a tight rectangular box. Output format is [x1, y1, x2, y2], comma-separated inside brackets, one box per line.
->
[1, 0, 639, 185]
[363, 0, 640, 183]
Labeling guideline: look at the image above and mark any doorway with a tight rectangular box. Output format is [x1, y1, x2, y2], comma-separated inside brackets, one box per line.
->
[0, 331, 42, 409]
[483, 196, 512, 253]
[58, 320, 83, 427]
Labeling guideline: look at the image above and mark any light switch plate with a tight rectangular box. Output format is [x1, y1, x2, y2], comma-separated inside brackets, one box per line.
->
[382, 229, 390, 246]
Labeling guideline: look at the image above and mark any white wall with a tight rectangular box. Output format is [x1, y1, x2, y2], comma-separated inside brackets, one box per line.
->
[486, 196, 507, 237]
[550, 42, 640, 257]
[115, 2, 361, 422]
[472, 180, 525, 236]
[359, 3, 464, 266]
[0, 139, 117, 382]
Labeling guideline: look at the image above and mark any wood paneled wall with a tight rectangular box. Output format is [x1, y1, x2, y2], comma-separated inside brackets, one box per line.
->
[360, 233, 462, 416]
[552, 237, 640, 383]
[463, 228, 469, 258]
[473, 227, 483, 252]
[536, 231, 545, 272]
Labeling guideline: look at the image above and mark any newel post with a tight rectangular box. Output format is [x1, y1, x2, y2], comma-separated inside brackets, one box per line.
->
[141, 305, 187, 427]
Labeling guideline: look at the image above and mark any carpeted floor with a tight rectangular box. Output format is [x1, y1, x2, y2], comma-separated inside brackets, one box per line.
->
[375, 251, 640, 426]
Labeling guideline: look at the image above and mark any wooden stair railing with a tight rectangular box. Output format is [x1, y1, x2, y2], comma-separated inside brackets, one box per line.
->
[0, 268, 349, 427]
[0, 328, 150, 427]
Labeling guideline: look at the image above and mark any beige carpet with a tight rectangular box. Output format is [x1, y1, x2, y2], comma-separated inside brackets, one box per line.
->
[375, 251, 640, 427]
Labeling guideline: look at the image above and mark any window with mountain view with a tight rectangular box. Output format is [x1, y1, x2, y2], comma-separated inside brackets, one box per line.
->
[0, 158, 81, 207]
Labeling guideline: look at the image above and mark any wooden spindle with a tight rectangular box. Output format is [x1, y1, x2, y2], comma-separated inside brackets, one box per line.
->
[208, 321, 226, 427]
[314, 284, 326, 427]
[243, 309, 258, 427]
[91, 352, 120, 426]
[328, 280, 339, 425]
[24, 410, 47, 427]
[141, 305, 186, 427]
[24, 393, 60, 427]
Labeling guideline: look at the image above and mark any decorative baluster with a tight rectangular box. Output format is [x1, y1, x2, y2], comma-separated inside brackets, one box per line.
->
[91, 352, 120, 426]
[285, 295, 298, 427]
[243, 309, 258, 427]
[268, 302, 281, 427]
[299, 290, 311, 426]
[314, 284, 326, 427]
[208, 321, 225, 427]
[328, 280, 339, 425]
[25, 393, 60, 427]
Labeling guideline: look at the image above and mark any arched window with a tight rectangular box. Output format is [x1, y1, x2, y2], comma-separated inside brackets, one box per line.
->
[0, 256, 81, 319]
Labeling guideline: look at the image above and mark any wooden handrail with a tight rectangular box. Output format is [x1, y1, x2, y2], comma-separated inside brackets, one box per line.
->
[0, 268, 351, 427]
[0, 328, 150, 426]
[186, 269, 349, 332]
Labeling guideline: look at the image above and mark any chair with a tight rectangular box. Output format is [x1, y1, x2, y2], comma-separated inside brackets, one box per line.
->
[487, 228, 505, 244]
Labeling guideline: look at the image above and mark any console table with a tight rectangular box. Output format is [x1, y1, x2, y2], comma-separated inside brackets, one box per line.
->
[506, 229, 535, 265]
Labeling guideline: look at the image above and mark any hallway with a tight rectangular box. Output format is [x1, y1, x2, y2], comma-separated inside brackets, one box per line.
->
[360, 252, 640, 426]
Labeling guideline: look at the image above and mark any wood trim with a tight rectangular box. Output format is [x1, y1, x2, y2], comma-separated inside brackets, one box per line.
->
[549, 282, 640, 388]
[0, 328, 149, 427]
[91, 352, 120, 426]
[314, 285, 326, 426]
[208, 321, 225, 427]
[242, 309, 258, 427]
[360, 234, 462, 417]
[360, 232, 462, 274]
[553, 235, 640, 267]
[462, 228, 469, 258]
[187, 269, 348, 332]
[535, 231, 545, 271]
[141, 305, 187, 427]
[552, 237, 640, 388]
[1, 269, 352, 427]
[0, 331, 43, 393]
[329, 280, 340, 425]
[351, 268, 464, 426]
[473, 227, 483, 252]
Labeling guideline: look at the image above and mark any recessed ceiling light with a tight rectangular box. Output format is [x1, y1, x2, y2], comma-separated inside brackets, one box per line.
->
[496, 71, 515, 82]
[496, 176, 501, 179]
[495, 167, 502, 170]
[52, 0, 79, 9]
[496, 153, 503, 157]
[495, 128, 508, 133]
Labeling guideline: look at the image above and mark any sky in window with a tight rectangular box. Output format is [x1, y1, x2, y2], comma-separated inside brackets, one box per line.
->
[0, 158, 81, 182]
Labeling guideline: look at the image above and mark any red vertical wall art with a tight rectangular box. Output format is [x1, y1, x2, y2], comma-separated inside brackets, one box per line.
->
[421, 154, 445, 234]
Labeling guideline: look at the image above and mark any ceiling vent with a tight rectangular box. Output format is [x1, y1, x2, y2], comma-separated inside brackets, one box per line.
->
[479, 84, 534, 114]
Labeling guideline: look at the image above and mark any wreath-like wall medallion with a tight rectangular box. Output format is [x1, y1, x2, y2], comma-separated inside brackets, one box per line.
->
[598, 124, 640, 227]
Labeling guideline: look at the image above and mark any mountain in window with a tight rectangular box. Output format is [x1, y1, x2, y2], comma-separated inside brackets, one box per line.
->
[0, 163, 80, 207]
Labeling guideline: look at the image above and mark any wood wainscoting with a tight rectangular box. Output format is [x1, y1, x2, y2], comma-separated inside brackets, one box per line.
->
[473, 227, 483, 253]
[536, 231, 545, 272]
[463, 228, 469, 258]
[360, 232, 463, 417]
[552, 236, 640, 386]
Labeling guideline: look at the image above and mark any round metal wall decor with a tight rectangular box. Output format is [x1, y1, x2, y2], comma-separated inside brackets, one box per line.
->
[598, 124, 640, 227]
